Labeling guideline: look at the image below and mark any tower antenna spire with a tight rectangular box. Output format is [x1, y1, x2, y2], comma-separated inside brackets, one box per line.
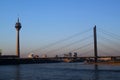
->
[17, 17, 19, 22]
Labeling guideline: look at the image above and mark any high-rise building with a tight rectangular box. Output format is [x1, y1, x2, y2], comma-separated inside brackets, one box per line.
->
[0, 49, 2, 56]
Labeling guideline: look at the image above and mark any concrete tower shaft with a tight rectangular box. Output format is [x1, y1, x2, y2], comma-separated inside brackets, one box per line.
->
[15, 18, 22, 58]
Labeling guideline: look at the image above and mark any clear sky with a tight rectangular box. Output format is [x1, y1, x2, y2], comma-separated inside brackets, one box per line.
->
[0, 0, 120, 57]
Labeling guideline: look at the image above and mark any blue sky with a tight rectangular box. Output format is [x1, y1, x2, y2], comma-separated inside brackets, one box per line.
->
[0, 0, 120, 57]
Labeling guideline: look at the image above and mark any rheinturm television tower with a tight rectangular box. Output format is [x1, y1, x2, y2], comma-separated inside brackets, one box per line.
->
[15, 18, 21, 58]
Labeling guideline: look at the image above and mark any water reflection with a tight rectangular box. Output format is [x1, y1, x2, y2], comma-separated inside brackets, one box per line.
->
[15, 65, 20, 80]
[0, 65, 21, 80]
[0, 63, 120, 80]
[94, 64, 99, 80]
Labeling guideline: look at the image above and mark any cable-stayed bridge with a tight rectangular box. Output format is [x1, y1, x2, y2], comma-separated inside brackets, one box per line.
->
[28, 26, 120, 62]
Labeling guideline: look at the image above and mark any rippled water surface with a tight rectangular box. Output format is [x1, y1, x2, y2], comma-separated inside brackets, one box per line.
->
[0, 63, 120, 80]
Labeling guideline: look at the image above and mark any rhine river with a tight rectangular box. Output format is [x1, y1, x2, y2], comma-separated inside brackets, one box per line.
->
[0, 63, 120, 80]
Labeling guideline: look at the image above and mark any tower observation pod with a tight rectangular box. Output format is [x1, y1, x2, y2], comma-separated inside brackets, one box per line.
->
[15, 18, 22, 58]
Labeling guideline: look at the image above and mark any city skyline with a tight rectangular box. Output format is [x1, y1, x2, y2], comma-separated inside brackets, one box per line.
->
[0, 0, 120, 57]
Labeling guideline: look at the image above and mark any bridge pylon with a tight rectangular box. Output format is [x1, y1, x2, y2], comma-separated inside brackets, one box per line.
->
[93, 25, 98, 63]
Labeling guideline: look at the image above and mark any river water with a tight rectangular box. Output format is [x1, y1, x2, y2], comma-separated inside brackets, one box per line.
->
[0, 63, 120, 80]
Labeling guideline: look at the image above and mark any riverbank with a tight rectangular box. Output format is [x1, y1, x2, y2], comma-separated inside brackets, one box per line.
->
[86, 61, 120, 65]
[0, 58, 62, 65]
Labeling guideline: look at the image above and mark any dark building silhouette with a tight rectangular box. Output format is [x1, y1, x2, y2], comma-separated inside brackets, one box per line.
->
[69, 52, 72, 57]
[73, 52, 77, 58]
[0, 49, 2, 56]
[0, 55, 18, 59]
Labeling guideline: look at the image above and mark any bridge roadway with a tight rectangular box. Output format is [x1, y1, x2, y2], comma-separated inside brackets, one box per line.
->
[55, 56, 120, 61]
[55, 56, 120, 58]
